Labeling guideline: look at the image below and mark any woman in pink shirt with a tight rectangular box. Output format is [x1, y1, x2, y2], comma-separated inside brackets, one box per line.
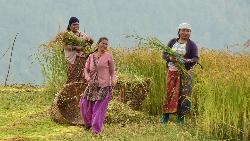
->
[79, 37, 116, 134]
[63, 17, 93, 83]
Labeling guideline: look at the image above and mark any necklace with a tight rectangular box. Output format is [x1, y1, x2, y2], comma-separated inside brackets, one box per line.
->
[95, 52, 104, 59]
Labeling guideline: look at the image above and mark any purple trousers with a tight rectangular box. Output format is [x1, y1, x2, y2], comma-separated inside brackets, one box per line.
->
[79, 91, 111, 134]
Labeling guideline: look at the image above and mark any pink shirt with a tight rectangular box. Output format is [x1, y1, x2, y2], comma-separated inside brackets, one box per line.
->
[84, 52, 116, 88]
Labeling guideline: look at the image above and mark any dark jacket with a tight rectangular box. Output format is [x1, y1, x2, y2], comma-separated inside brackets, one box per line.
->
[163, 38, 198, 70]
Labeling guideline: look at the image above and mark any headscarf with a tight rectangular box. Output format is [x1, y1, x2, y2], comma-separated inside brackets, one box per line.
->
[178, 22, 191, 30]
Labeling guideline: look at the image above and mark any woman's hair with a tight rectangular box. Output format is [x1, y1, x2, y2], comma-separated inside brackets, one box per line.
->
[93, 37, 108, 52]
[67, 17, 79, 31]
[177, 29, 181, 38]
[67, 25, 71, 31]
[97, 37, 108, 44]
[85, 37, 109, 58]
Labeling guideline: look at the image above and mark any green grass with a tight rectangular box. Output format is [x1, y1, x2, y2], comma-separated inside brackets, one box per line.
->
[0, 88, 215, 141]
[111, 47, 250, 140]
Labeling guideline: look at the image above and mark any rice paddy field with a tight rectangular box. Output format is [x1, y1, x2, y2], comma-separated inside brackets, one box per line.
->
[0, 44, 249, 140]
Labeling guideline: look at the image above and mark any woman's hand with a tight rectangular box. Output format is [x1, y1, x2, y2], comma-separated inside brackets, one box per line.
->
[86, 36, 94, 44]
[85, 76, 91, 82]
[86, 77, 95, 86]
[111, 80, 116, 88]
[169, 56, 177, 62]
[184, 59, 192, 63]
[72, 46, 82, 51]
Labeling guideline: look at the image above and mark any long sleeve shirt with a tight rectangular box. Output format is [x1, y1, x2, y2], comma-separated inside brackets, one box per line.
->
[84, 52, 116, 88]
[163, 38, 198, 70]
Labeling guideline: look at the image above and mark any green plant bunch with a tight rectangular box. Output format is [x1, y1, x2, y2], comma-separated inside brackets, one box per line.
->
[127, 34, 188, 75]
[58, 31, 95, 56]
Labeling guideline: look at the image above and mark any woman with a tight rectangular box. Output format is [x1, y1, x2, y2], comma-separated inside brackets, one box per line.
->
[160, 23, 198, 124]
[64, 17, 93, 83]
[79, 37, 116, 134]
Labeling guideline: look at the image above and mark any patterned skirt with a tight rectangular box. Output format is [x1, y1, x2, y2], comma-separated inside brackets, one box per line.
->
[162, 70, 192, 115]
[66, 56, 86, 83]
[81, 84, 111, 101]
